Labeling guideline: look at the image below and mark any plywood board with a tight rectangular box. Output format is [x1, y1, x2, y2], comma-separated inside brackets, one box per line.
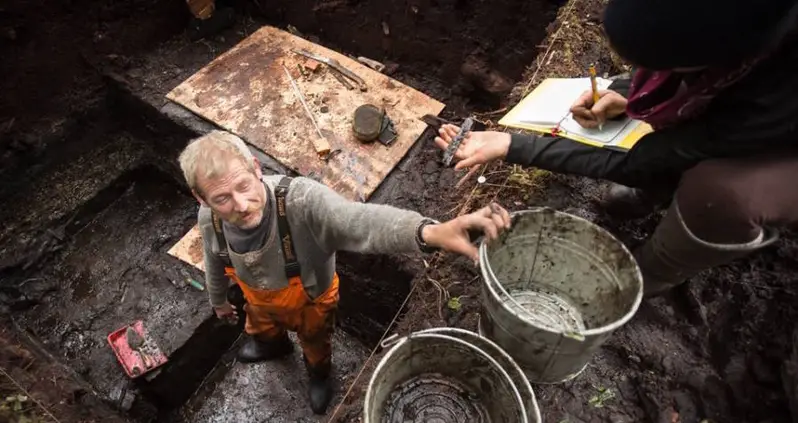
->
[166, 25, 445, 202]
[167, 225, 205, 271]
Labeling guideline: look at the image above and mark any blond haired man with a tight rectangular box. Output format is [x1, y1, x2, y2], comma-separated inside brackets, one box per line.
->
[179, 130, 511, 414]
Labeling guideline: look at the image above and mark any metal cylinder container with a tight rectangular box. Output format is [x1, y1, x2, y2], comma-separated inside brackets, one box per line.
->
[478, 208, 643, 383]
[364, 327, 540, 423]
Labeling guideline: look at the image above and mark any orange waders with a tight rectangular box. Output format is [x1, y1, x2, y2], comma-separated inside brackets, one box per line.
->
[224, 268, 339, 368]
[212, 177, 337, 414]
[212, 177, 338, 371]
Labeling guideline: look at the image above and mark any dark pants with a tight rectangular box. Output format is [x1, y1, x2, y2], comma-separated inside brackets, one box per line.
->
[676, 153, 798, 243]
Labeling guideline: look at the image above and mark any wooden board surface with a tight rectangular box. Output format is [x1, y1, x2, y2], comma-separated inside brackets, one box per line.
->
[167, 224, 204, 271]
[166, 25, 445, 203]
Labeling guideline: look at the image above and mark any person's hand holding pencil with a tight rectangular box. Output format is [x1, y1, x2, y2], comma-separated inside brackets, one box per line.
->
[589, 65, 602, 130]
[570, 65, 628, 130]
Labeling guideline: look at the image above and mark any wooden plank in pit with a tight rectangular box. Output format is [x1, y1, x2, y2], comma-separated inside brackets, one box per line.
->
[167, 225, 205, 271]
[166, 25, 445, 203]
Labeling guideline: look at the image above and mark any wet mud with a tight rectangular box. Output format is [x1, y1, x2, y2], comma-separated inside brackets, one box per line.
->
[340, 160, 798, 423]
[4, 0, 557, 420]
[181, 331, 368, 422]
[5, 0, 796, 422]
[5, 151, 240, 412]
[0, 321, 128, 423]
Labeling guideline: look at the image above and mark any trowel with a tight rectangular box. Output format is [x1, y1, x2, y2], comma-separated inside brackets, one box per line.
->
[126, 326, 153, 369]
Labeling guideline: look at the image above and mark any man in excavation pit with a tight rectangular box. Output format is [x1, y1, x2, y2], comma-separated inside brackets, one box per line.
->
[178, 130, 512, 414]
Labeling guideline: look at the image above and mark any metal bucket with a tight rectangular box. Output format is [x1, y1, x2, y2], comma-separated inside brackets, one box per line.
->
[478, 207, 643, 383]
[364, 327, 542, 423]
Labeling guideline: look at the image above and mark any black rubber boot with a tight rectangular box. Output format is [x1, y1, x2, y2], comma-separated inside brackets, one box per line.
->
[237, 332, 293, 363]
[635, 199, 779, 297]
[188, 7, 235, 41]
[602, 183, 669, 218]
[305, 356, 333, 415]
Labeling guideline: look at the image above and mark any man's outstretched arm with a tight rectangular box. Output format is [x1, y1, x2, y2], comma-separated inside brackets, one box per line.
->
[291, 177, 510, 261]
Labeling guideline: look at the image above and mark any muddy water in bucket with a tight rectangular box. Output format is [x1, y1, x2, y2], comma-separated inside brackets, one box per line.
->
[364, 327, 542, 423]
[478, 208, 643, 383]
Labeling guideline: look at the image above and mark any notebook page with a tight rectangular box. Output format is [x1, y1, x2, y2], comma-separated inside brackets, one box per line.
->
[518, 78, 613, 126]
[559, 113, 634, 144]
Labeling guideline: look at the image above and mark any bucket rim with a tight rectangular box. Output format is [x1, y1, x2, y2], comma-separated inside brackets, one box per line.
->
[478, 207, 644, 337]
[413, 327, 542, 423]
[364, 331, 529, 423]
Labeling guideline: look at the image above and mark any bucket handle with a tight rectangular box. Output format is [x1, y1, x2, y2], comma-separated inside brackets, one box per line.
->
[380, 333, 401, 349]
[482, 209, 586, 342]
[489, 270, 586, 342]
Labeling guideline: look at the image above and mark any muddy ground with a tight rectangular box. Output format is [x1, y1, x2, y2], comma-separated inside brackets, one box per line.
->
[2, 0, 798, 422]
[333, 150, 798, 423]
[0, 320, 127, 423]
[2, 0, 562, 420]
[331, 1, 798, 422]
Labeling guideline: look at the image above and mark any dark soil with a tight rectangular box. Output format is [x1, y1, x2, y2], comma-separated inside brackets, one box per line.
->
[333, 139, 798, 423]
[330, 0, 798, 421]
[3, 0, 796, 422]
[0, 0, 187, 184]
[0, 319, 127, 423]
[2, 0, 562, 419]
[101, 0, 563, 122]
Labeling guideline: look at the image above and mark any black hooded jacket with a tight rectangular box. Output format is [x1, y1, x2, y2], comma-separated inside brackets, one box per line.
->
[506, 20, 798, 190]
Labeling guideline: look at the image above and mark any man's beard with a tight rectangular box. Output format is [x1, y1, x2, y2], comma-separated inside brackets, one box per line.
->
[228, 206, 263, 229]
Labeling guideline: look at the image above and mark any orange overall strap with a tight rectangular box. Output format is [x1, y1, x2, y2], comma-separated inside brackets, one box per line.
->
[274, 176, 301, 279]
[220, 176, 298, 307]
[212, 212, 232, 267]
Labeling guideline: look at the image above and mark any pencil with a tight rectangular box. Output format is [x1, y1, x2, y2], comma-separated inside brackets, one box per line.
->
[588, 64, 603, 131]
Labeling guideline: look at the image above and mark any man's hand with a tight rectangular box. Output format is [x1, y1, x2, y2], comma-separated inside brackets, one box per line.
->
[433, 124, 511, 170]
[570, 89, 628, 129]
[214, 302, 238, 324]
[422, 203, 512, 262]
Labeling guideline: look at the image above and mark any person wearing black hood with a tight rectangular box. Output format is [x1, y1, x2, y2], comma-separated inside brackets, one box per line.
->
[434, 0, 798, 296]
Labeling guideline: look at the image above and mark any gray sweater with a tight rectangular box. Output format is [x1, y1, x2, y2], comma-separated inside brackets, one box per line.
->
[198, 176, 426, 307]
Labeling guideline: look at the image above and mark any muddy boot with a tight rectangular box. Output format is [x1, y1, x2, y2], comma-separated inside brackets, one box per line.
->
[188, 7, 235, 41]
[237, 332, 293, 363]
[305, 356, 333, 415]
[602, 183, 669, 218]
[635, 200, 779, 296]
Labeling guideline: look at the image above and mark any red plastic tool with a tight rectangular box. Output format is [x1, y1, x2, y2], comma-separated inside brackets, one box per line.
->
[107, 320, 167, 379]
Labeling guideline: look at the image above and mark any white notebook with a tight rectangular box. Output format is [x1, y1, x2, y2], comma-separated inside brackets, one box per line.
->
[499, 77, 652, 150]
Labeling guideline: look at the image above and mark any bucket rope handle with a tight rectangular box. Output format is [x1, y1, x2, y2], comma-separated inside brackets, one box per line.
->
[486, 210, 585, 342]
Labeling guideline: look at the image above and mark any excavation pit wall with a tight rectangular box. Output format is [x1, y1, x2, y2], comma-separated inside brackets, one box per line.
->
[5, 1, 798, 423]
[0, 84, 438, 421]
[0, 0, 563, 421]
